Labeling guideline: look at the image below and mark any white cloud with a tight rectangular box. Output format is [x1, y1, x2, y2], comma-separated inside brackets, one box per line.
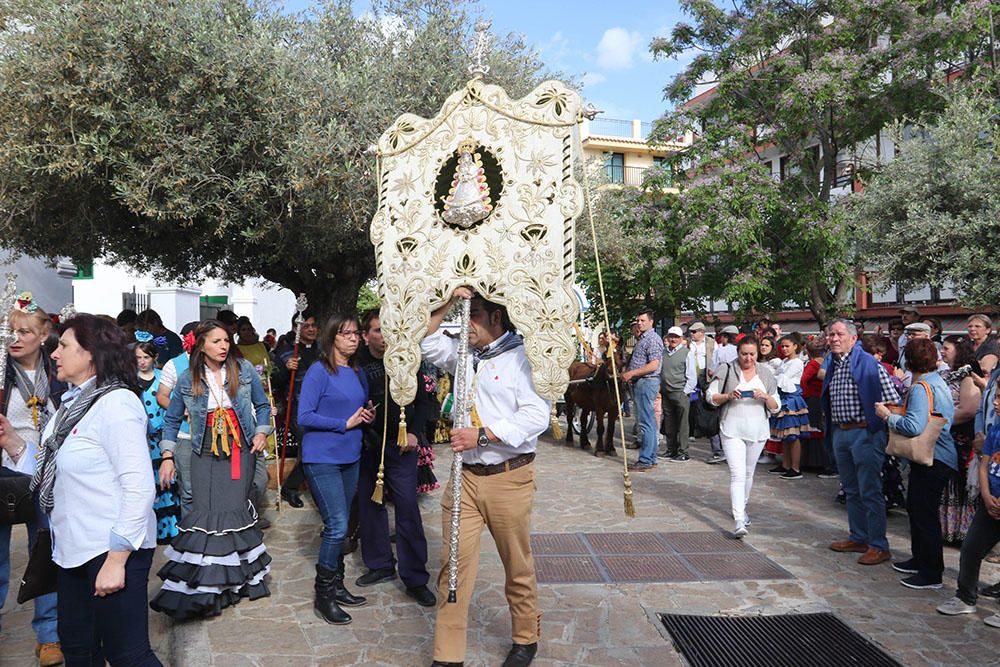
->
[581, 72, 607, 87]
[597, 28, 643, 70]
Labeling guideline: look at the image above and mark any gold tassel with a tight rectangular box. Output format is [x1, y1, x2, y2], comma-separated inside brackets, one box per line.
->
[371, 467, 385, 504]
[27, 396, 40, 430]
[397, 412, 408, 448]
[549, 404, 563, 440]
[623, 472, 636, 518]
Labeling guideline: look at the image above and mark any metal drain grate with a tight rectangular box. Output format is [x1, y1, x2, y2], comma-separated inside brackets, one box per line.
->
[658, 612, 903, 667]
[530, 532, 793, 584]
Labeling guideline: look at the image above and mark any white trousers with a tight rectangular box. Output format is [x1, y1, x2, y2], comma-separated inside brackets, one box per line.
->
[722, 437, 767, 523]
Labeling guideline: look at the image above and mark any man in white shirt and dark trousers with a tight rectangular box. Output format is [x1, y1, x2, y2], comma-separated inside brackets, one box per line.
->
[422, 287, 549, 667]
[706, 326, 739, 463]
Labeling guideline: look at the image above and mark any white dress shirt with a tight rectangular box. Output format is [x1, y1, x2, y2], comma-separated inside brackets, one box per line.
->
[710, 343, 737, 374]
[47, 382, 157, 568]
[421, 330, 550, 465]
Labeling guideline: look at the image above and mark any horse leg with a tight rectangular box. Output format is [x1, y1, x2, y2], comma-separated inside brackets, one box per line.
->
[594, 407, 606, 456]
[564, 395, 575, 445]
[579, 405, 592, 450]
[606, 409, 618, 456]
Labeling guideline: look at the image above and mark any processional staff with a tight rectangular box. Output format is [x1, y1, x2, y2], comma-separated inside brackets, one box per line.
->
[279, 293, 309, 489]
[0, 274, 19, 405]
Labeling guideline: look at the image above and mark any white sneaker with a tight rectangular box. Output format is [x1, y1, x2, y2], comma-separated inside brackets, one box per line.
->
[985, 613, 1000, 628]
[733, 522, 748, 538]
[936, 597, 977, 615]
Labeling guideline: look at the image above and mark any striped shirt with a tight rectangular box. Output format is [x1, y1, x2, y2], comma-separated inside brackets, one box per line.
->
[828, 349, 900, 424]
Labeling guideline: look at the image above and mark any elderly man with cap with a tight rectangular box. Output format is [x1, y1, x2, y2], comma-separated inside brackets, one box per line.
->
[659, 326, 697, 462]
[897, 322, 947, 388]
[897, 305, 921, 353]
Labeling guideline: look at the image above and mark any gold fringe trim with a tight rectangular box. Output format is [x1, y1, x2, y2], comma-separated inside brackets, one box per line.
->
[397, 412, 409, 448]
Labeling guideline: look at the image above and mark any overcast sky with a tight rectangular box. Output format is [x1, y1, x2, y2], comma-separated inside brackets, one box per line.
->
[282, 1, 694, 122]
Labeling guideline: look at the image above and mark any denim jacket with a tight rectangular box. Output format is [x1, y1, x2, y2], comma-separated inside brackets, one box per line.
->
[160, 358, 272, 456]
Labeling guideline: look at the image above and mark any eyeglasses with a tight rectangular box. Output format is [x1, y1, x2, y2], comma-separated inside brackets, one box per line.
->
[337, 330, 361, 338]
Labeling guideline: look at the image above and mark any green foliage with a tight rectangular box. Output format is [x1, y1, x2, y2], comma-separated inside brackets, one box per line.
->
[850, 86, 1000, 308]
[646, 0, 993, 325]
[0, 0, 549, 318]
[356, 280, 380, 314]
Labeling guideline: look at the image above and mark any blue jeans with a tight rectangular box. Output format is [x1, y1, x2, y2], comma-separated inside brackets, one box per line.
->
[304, 461, 360, 571]
[0, 496, 58, 643]
[634, 377, 660, 465]
[58, 548, 161, 666]
[832, 426, 889, 551]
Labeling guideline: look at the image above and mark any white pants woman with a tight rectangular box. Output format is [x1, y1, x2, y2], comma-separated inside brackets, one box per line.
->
[707, 339, 781, 537]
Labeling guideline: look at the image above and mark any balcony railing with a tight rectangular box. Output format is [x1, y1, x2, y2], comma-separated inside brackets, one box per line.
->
[589, 118, 635, 139]
[604, 164, 670, 187]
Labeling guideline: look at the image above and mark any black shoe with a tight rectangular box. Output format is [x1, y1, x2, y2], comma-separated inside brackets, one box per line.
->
[768, 465, 787, 475]
[333, 575, 367, 607]
[280, 488, 304, 508]
[817, 469, 839, 479]
[900, 574, 942, 590]
[892, 559, 918, 574]
[430, 662, 463, 667]
[668, 454, 690, 463]
[779, 469, 803, 480]
[406, 585, 437, 607]
[314, 565, 351, 624]
[355, 567, 397, 587]
[502, 642, 538, 667]
[256, 516, 271, 530]
[980, 582, 1000, 599]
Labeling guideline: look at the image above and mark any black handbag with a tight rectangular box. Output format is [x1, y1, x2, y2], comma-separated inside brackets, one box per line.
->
[17, 527, 58, 603]
[0, 467, 34, 525]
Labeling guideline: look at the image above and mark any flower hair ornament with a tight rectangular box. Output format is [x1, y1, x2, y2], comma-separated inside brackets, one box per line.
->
[152, 335, 168, 348]
[135, 330, 154, 343]
[182, 330, 196, 354]
[15, 291, 38, 313]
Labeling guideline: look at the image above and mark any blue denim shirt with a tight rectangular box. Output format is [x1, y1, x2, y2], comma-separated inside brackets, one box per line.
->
[886, 371, 957, 470]
[159, 358, 272, 456]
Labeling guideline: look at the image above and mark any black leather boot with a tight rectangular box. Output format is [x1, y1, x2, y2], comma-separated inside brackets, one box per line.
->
[334, 557, 367, 607]
[314, 565, 351, 624]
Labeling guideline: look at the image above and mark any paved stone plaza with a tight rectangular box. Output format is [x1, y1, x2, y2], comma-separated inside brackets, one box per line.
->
[3, 427, 998, 666]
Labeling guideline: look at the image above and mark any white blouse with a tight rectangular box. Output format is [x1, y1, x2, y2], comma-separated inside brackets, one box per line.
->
[205, 365, 233, 409]
[47, 383, 156, 568]
[708, 368, 781, 442]
[774, 357, 804, 393]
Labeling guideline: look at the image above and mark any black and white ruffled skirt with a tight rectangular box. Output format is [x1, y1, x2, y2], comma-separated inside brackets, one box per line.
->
[150, 442, 271, 619]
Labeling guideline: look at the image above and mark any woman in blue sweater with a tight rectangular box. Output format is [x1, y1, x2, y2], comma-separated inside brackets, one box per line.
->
[299, 313, 375, 625]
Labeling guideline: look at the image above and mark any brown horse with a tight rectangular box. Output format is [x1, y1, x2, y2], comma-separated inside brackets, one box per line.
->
[563, 350, 624, 456]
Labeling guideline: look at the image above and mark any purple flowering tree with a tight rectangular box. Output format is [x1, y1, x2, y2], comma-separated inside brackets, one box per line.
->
[649, 0, 994, 326]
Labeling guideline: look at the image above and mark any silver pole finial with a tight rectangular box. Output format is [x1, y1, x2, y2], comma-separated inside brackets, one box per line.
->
[468, 20, 492, 78]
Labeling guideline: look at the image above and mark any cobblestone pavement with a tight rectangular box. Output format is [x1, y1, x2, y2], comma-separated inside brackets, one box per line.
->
[3, 426, 998, 666]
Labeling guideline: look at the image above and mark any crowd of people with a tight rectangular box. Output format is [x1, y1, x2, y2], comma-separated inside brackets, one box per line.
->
[0, 290, 546, 667]
[615, 306, 1000, 631]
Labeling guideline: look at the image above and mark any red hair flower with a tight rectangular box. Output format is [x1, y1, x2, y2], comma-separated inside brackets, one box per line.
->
[182, 330, 196, 354]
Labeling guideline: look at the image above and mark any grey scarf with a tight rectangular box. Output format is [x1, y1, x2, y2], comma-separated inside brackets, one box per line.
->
[473, 333, 524, 370]
[31, 380, 126, 514]
[11, 355, 52, 435]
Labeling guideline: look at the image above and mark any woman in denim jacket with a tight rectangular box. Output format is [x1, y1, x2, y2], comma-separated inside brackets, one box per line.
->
[150, 320, 273, 619]
[876, 338, 956, 590]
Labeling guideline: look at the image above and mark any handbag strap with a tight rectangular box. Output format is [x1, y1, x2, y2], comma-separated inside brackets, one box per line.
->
[911, 380, 936, 415]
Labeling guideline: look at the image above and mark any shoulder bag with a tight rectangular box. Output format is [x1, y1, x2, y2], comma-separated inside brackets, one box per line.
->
[0, 467, 34, 525]
[885, 380, 946, 467]
[17, 527, 58, 603]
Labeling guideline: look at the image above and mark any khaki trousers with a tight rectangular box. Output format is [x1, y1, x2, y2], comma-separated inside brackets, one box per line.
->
[432, 461, 539, 662]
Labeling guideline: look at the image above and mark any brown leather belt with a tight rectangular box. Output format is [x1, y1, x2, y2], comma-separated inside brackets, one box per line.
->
[463, 452, 535, 477]
[836, 421, 868, 430]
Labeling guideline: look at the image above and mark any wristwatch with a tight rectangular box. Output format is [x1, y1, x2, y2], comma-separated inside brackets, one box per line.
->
[477, 428, 490, 448]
